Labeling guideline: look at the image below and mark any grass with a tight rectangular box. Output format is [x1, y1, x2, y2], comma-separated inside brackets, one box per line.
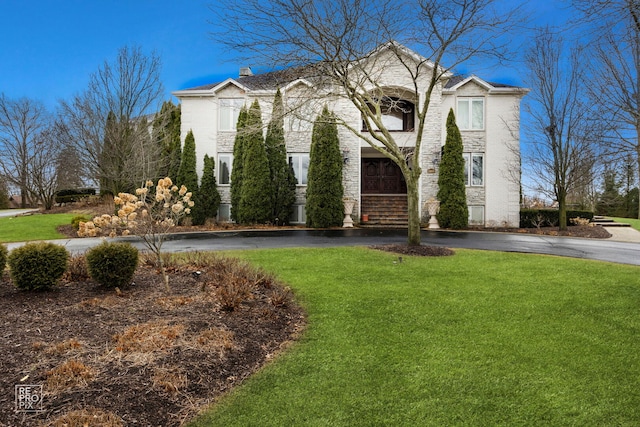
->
[0, 213, 75, 242]
[610, 216, 640, 232]
[190, 247, 640, 426]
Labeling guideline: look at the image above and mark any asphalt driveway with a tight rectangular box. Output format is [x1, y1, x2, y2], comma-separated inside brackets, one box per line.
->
[6, 228, 640, 266]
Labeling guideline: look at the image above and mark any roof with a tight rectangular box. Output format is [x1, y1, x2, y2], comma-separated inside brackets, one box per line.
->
[174, 44, 526, 97]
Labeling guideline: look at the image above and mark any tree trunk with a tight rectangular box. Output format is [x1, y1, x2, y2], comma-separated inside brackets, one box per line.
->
[406, 175, 421, 246]
[558, 188, 567, 231]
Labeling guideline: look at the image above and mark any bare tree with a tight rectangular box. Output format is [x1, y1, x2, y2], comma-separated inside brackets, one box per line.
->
[570, 0, 640, 217]
[58, 46, 165, 195]
[0, 94, 50, 208]
[523, 28, 597, 230]
[211, 0, 521, 245]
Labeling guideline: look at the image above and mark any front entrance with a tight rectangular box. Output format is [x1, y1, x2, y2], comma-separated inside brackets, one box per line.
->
[361, 158, 407, 194]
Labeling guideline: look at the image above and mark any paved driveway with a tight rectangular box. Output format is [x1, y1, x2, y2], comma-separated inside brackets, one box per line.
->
[7, 228, 640, 266]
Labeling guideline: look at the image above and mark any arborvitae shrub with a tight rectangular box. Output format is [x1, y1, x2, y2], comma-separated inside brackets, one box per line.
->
[8, 243, 69, 290]
[0, 243, 7, 273]
[71, 215, 91, 230]
[86, 242, 139, 288]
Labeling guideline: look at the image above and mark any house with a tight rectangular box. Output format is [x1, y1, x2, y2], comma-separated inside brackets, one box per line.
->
[172, 43, 527, 227]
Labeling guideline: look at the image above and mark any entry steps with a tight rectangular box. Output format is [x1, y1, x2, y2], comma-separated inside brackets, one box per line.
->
[591, 216, 631, 227]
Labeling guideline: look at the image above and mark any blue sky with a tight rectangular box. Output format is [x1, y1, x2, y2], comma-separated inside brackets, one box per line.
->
[0, 1, 570, 109]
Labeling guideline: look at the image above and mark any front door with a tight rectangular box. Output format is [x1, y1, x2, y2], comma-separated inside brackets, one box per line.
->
[361, 159, 407, 194]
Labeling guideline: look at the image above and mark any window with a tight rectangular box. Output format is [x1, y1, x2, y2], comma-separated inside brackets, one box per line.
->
[468, 206, 484, 225]
[219, 98, 244, 131]
[457, 98, 484, 130]
[218, 154, 233, 185]
[218, 204, 231, 221]
[290, 205, 306, 224]
[463, 153, 484, 186]
[362, 97, 415, 132]
[288, 154, 309, 185]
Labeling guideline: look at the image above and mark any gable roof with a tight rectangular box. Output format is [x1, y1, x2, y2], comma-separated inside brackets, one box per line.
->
[443, 74, 527, 94]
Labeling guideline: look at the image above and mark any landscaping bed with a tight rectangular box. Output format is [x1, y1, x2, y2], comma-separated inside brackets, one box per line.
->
[0, 255, 305, 426]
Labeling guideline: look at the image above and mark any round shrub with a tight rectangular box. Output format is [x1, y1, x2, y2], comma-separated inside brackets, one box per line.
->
[71, 215, 91, 230]
[86, 242, 139, 288]
[0, 243, 7, 273]
[8, 242, 69, 290]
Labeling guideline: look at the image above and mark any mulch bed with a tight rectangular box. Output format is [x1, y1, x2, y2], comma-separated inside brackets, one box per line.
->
[0, 260, 305, 426]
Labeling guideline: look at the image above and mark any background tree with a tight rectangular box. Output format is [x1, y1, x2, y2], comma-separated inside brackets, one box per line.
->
[0, 95, 50, 207]
[523, 28, 597, 230]
[306, 107, 344, 228]
[596, 166, 624, 216]
[437, 109, 468, 229]
[177, 130, 199, 205]
[239, 100, 272, 223]
[230, 106, 247, 223]
[212, 0, 521, 245]
[58, 46, 164, 191]
[192, 154, 221, 225]
[571, 0, 640, 218]
[266, 89, 297, 224]
[0, 179, 9, 209]
[153, 101, 182, 182]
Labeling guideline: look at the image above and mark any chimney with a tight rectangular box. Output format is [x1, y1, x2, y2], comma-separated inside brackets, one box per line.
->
[239, 67, 253, 77]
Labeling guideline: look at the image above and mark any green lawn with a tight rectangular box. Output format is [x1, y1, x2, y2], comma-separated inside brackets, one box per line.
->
[190, 247, 640, 426]
[611, 216, 640, 232]
[0, 213, 76, 242]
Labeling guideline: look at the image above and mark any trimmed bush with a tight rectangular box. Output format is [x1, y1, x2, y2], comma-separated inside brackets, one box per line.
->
[71, 215, 91, 230]
[0, 244, 7, 272]
[8, 243, 69, 290]
[54, 188, 96, 204]
[520, 209, 594, 228]
[86, 242, 139, 288]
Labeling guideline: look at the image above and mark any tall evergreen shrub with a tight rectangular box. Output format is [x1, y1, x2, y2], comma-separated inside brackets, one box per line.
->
[266, 89, 297, 224]
[239, 100, 273, 223]
[192, 154, 221, 225]
[306, 106, 344, 228]
[153, 101, 182, 182]
[230, 107, 248, 223]
[437, 109, 468, 229]
[177, 130, 199, 193]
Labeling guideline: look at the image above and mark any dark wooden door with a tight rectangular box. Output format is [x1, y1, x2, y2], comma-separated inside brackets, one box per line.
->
[361, 159, 407, 194]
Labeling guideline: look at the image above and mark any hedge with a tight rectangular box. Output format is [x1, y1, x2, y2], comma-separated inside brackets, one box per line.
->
[520, 209, 594, 228]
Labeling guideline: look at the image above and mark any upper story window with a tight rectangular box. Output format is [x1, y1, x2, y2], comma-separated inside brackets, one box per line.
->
[218, 153, 233, 185]
[288, 153, 309, 186]
[219, 98, 244, 131]
[362, 97, 415, 132]
[457, 98, 484, 130]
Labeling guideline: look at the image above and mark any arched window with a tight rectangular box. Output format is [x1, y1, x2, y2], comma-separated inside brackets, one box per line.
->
[362, 96, 415, 132]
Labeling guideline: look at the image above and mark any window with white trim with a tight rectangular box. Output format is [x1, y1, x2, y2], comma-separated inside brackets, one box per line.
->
[463, 153, 484, 186]
[468, 206, 484, 225]
[457, 98, 484, 130]
[219, 98, 244, 131]
[288, 154, 309, 186]
[218, 153, 233, 185]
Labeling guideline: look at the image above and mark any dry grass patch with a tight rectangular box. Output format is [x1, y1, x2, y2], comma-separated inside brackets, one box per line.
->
[152, 366, 189, 395]
[44, 407, 123, 427]
[46, 360, 96, 392]
[44, 338, 82, 355]
[155, 295, 195, 309]
[112, 321, 184, 353]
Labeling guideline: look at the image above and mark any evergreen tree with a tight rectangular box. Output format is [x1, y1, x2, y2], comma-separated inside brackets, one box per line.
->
[177, 130, 199, 195]
[437, 109, 468, 229]
[192, 154, 221, 225]
[239, 100, 273, 223]
[152, 101, 182, 182]
[265, 89, 297, 224]
[230, 107, 248, 222]
[306, 106, 343, 228]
